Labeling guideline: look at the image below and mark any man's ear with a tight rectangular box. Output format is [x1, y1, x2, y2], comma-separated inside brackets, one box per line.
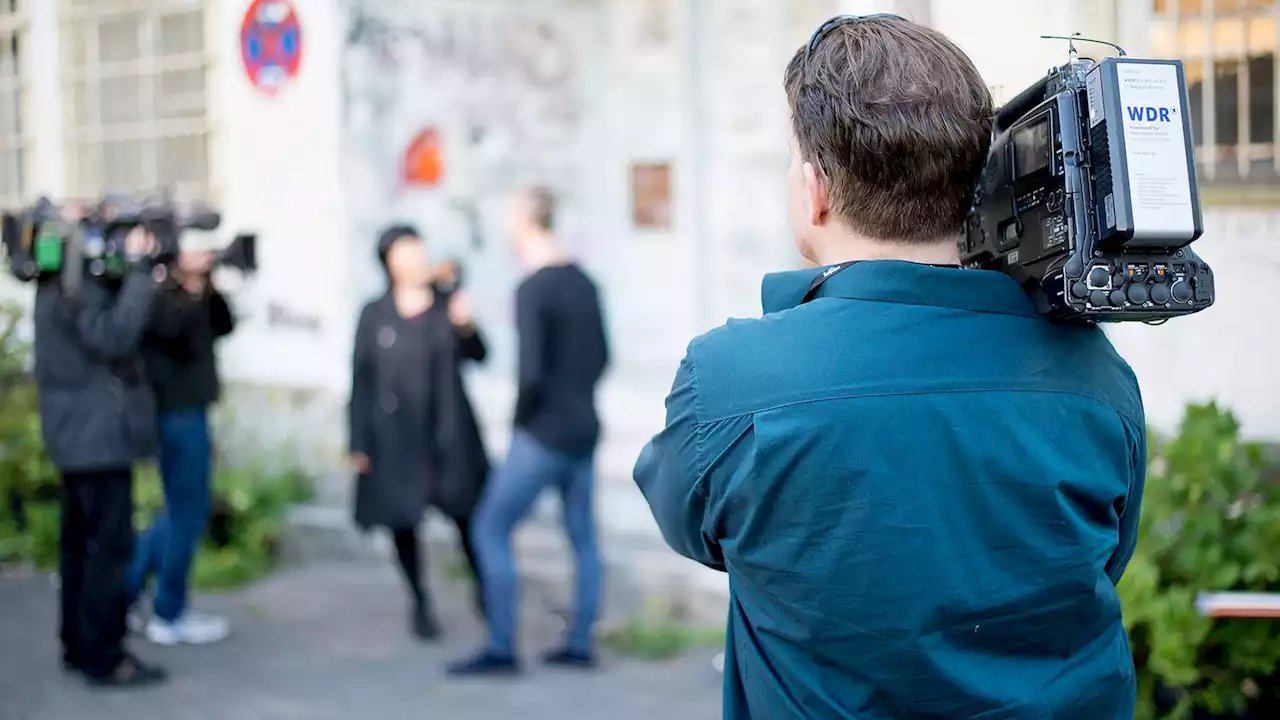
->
[802, 161, 830, 227]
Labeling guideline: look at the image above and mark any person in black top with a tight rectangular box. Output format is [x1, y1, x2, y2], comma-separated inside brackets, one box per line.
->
[449, 186, 609, 676]
[128, 249, 235, 647]
[349, 225, 490, 640]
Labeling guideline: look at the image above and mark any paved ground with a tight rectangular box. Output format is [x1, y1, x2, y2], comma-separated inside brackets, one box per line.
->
[0, 559, 722, 720]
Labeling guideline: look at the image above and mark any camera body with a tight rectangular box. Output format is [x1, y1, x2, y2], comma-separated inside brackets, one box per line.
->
[2, 195, 256, 297]
[963, 55, 1214, 323]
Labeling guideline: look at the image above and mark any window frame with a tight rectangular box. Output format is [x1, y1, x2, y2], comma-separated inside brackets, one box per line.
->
[59, 0, 213, 203]
[1151, 0, 1280, 183]
[0, 1, 29, 208]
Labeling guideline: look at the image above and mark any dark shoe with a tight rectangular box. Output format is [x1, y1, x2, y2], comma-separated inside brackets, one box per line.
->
[84, 655, 167, 689]
[445, 651, 520, 677]
[540, 647, 597, 669]
[412, 603, 440, 641]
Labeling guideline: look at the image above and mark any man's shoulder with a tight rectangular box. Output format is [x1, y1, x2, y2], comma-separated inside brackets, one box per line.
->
[683, 303, 1144, 428]
[682, 309, 818, 417]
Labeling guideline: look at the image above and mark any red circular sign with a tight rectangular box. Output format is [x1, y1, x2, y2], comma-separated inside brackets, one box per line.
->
[240, 0, 302, 96]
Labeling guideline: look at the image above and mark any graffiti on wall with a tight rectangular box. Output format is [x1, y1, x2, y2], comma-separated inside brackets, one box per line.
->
[339, 0, 592, 328]
[340, 0, 586, 197]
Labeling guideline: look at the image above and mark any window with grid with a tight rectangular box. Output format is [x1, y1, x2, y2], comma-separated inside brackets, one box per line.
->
[61, 0, 210, 201]
[0, 0, 26, 208]
[1151, 0, 1280, 183]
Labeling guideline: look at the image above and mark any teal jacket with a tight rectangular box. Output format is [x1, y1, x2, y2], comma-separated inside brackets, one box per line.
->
[634, 261, 1145, 719]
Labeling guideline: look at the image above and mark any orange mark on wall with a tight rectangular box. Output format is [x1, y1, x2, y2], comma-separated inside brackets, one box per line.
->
[403, 128, 445, 187]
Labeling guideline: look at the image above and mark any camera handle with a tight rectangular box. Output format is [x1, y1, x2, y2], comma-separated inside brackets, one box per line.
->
[1039, 33, 1127, 60]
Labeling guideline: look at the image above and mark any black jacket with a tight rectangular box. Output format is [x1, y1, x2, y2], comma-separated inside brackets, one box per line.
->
[349, 293, 489, 525]
[33, 266, 163, 472]
[142, 285, 234, 412]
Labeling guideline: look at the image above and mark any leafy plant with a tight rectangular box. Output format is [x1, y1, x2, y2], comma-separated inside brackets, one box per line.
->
[0, 299, 59, 537]
[1120, 402, 1280, 719]
[600, 596, 726, 660]
[134, 461, 314, 590]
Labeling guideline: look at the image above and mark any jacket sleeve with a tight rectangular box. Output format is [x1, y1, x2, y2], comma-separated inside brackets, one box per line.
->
[348, 307, 376, 456]
[209, 289, 235, 338]
[513, 283, 545, 424]
[1105, 418, 1147, 585]
[456, 324, 487, 363]
[148, 289, 199, 343]
[73, 266, 161, 359]
[632, 347, 726, 571]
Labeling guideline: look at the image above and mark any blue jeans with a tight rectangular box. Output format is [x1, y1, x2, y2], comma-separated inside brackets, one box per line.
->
[472, 430, 601, 656]
[127, 407, 213, 622]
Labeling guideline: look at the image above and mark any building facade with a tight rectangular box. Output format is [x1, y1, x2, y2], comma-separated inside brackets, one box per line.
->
[2, 0, 1277, 529]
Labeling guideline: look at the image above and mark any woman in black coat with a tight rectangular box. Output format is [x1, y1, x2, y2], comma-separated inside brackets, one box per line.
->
[348, 225, 489, 640]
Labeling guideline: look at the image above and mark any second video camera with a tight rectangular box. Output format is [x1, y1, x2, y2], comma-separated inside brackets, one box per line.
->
[2, 194, 257, 297]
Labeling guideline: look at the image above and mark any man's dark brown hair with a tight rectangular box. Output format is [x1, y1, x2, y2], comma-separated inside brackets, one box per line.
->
[784, 18, 993, 243]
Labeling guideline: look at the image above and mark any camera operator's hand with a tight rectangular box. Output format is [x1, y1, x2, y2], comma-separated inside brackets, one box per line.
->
[124, 227, 158, 261]
[178, 251, 215, 295]
[448, 291, 475, 332]
[349, 452, 371, 475]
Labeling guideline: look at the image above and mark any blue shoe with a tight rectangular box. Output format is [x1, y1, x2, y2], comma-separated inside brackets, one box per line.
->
[540, 646, 597, 669]
[445, 650, 520, 677]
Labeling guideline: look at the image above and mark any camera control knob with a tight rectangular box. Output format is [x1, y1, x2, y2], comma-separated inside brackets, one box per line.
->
[1089, 290, 1108, 307]
[1070, 281, 1089, 299]
[1171, 280, 1193, 303]
[1109, 289, 1127, 307]
[1150, 283, 1171, 305]
[1087, 266, 1110, 289]
[1126, 283, 1149, 305]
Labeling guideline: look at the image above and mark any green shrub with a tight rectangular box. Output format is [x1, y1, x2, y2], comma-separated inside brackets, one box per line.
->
[134, 462, 314, 590]
[1120, 402, 1280, 719]
[0, 299, 59, 532]
[600, 597, 726, 660]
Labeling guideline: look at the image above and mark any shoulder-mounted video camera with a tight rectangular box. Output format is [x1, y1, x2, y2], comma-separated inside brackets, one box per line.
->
[963, 36, 1214, 324]
[2, 193, 257, 298]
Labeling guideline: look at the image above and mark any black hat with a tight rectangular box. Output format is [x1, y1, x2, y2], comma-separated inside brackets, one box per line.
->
[376, 224, 421, 270]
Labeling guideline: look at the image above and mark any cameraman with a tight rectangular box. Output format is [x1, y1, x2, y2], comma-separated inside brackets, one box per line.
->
[126, 250, 233, 646]
[33, 226, 169, 688]
[634, 16, 1145, 720]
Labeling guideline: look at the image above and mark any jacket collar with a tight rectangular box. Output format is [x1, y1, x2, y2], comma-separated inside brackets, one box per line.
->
[761, 260, 1040, 318]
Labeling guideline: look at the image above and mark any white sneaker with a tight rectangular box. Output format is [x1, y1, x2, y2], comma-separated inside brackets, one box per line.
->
[127, 609, 147, 634]
[145, 611, 230, 646]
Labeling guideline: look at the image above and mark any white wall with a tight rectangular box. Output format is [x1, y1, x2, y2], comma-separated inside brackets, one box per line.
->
[933, 0, 1076, 104]
[1107, 215, 1280, 440]
[211, 0, 350, 393]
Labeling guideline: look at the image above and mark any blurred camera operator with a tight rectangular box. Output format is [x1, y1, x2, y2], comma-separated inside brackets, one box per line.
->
[33, 224, 169, 689]
[125, 248, 234, 647]
[634, 15, 1145, 720]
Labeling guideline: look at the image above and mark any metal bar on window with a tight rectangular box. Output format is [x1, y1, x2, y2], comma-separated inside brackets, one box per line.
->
[1204, 0, 1217, 181]
[59, 53, 205, 81]
[66, 118, 207, 143]
[1239, 14, 1250, 179]
[86, 17, 101, 197]
[141, 9, 156, 190]
[1274, 0, 1280, 174]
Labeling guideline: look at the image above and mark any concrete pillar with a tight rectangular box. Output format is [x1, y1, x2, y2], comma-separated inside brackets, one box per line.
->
[26, 0, 64, 197]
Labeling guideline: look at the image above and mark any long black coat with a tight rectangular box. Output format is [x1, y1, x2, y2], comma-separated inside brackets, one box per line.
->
[348, 293, 489, 528]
